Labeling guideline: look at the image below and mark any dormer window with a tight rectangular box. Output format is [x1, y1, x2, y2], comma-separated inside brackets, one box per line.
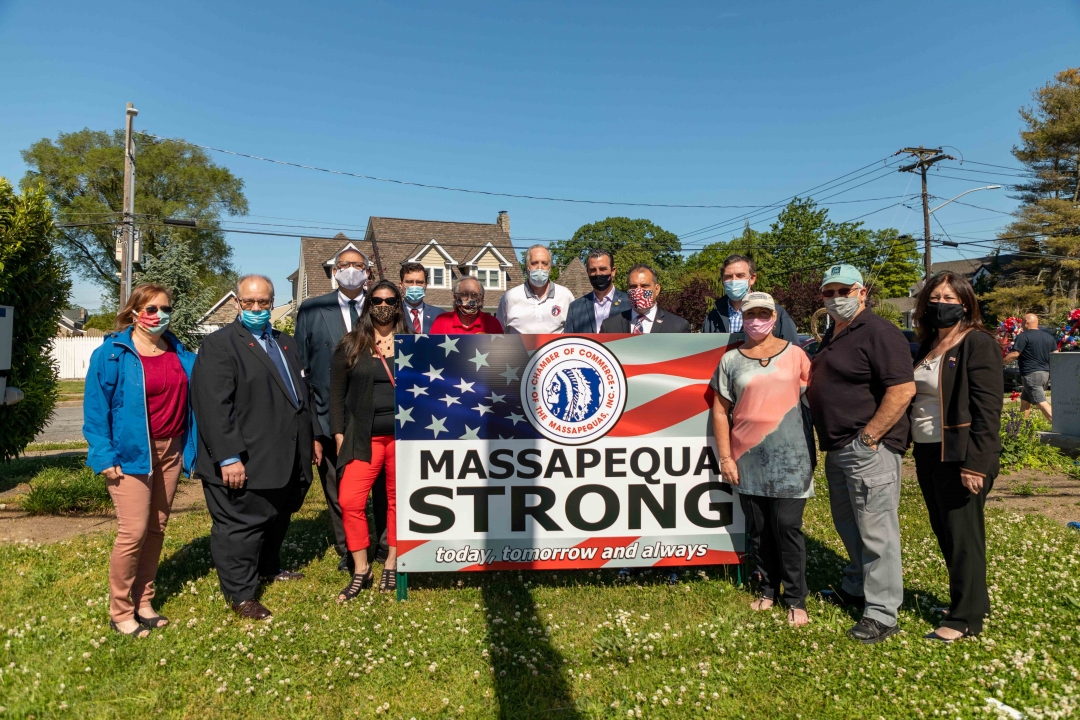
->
[408, 239, 457, 290]
[426, 267, 446, 287]
[465, 242, 512, 291]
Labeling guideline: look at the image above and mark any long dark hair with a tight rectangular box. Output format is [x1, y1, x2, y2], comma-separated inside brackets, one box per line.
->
[338, 279, 412, 369]
[913, 271, 992, 348]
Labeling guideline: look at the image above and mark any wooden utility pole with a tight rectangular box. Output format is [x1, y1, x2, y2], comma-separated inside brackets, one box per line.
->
[119, 102, 139, 306]
[898, 147, 953, 277]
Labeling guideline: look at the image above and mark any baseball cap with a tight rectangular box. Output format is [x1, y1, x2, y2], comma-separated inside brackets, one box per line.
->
[740, 291, 776, 313]
[821, 263, 864, 289]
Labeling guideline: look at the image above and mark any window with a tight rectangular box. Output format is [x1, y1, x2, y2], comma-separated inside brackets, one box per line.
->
[426, 267, 446, 287]
[475, 268, 501, 289]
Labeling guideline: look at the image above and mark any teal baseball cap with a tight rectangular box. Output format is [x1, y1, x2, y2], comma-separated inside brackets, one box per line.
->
[821, 263, 864, 289]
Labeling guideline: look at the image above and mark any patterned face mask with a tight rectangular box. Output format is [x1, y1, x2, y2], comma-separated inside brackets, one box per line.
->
[627, 287, 655, 312]
[369, 305, 397, 325]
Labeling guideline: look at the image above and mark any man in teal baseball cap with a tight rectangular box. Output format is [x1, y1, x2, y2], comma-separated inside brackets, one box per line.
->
[805, 261, 916, 645]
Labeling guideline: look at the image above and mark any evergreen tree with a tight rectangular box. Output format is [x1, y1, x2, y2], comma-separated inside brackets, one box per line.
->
[137, 238, 216, 349]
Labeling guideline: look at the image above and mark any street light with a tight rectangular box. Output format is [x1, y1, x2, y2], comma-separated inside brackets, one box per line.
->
[928, 185, 1001, 215]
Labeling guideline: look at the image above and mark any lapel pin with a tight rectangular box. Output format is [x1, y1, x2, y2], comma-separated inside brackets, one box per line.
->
[949, 356, 957, 368]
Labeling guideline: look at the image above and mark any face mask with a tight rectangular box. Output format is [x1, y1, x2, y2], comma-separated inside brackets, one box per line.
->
[743, 316, 775, 340]
[628, 287, 655, 312]
[528, 269, 550, 287]
[724, 279, 749, 301]
[137, 310, 170, 336]
[336, 266, 368, 291]
[924, 302, 966, 329]
[369, 305, 397, 325]
[403, 286, 426, 304]
[824, 295, 861, 323]
[456, 297, 482, 316]
[240, 309, 271, 332]
[588, 273, 613, 292]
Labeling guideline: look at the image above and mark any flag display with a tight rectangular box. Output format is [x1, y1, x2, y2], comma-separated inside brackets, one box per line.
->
[395, 332, 746, 572]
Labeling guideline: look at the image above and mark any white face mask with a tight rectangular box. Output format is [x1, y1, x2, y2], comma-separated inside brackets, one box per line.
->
[336, 266, 367, 291]
[824, 294, 862, 323]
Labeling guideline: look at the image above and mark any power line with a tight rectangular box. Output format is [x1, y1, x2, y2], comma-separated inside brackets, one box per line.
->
[961, 159, 1030, 172]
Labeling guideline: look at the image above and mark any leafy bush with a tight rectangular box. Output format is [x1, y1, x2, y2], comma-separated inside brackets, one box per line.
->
[21, 465, 112, 515]
[1000, 405, 1074, 475]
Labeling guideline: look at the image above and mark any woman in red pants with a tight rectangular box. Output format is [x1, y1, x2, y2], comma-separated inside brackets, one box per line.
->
[330, 279, 412, 597]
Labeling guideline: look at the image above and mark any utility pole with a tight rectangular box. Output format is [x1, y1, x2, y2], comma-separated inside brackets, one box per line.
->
[898, 147, 953, 278]
[119, 102, 139, 306]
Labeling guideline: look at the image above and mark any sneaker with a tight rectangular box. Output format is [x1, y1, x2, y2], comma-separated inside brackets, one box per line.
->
[847, 617, 899, 644]
[819, 587, 866, 610]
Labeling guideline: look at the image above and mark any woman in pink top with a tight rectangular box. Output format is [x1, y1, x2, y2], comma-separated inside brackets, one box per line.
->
[710, 292, 815, 627]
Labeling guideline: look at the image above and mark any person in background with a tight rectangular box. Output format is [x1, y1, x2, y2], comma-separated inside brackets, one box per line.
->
[564, 249, 629, 333]
[910, 271, 1003, 642]
[192, 275, 315, 621]
[496, 244, 574, 333]
[84, 284, 197, 638]
[430, 276, 504, 334]
[805, 263, 915, 644]
[294, 246, 377, 572]
[601, 265, 690, 333]
[399, 261, 441, 334]
[331, 280, 412, 598]
[703, 254, 798, 341]
[1003, 313, 1055, 422]
[710, 292, 815, 626]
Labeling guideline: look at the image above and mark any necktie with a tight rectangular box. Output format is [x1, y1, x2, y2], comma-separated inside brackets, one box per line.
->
[261, 330, 299, 407]
[348, 300, 359, 331]
[411, 308, 421, 334]
[633, 314, 646, 334]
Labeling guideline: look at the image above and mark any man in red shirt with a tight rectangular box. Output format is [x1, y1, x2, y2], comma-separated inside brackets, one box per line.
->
[430, 276, 504, 334]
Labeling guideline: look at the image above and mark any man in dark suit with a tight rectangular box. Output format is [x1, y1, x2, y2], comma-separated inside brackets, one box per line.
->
[399, 261, 442, 334]
[192, 275, 315, 620]
[294, 246, 388, 571]
[702, 254, 798, 341]
[564, 249, 630, 333]
[600, 264, 691, 334]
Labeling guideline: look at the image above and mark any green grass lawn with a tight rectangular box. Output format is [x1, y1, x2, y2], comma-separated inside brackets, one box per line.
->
[1, 469, 1078, 719]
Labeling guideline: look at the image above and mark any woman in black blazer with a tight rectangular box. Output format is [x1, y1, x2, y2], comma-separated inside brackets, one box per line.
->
[909, 271, 1003, 642]
[330, 280, 412, 599]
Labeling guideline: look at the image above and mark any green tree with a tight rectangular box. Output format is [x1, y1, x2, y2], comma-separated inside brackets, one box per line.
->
[0, 178, 71, 460]
[20, 129, 248, 297]
[137, 239, 216, 349]
[547, 217, 683, 274]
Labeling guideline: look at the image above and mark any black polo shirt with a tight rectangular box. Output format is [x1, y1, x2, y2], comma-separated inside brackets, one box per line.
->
[806, 309, 914, 453]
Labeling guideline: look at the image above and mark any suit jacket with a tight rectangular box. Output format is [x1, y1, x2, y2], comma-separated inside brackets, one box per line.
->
[600, 307, 691, 334]
[403, 302, 443, 334]
[564, 289, 630, 333]
[295, 291, 351, 437]
[191, 320, 315, 490]
[702, 295, 799, 342]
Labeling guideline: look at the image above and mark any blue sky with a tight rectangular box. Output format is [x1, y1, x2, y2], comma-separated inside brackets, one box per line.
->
[2, 0, 1078, 309]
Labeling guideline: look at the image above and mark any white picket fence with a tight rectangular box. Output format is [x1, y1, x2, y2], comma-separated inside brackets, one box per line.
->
[50, 336, 104, 379]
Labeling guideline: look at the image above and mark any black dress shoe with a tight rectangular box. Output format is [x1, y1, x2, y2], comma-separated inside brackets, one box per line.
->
[819, 588, 866, 610]
[261, 570, 305, 583]
[848, 617, 899, 644]
[337, 555, 354, 573]
[232, 599, 272, 620]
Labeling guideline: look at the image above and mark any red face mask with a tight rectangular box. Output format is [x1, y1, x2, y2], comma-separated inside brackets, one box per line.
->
[628, 287, 655, 312]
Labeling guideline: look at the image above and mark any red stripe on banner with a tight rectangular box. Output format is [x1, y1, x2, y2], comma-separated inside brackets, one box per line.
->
[396, 539, 429, 556]
[457, 536, 640, 572]
[650, 549, 743, 567]
[608, 384, 714, 436]
[621, 343, 739, 380]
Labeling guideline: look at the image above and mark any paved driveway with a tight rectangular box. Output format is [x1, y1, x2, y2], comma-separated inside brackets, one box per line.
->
[33, 404, 85, 444]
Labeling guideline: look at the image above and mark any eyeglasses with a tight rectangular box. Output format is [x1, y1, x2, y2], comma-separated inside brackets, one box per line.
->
[454, 293, 482, 301]
[821, 287, 859, 299]
[336, 261, 366, 270]
[369, 297, 400, 307]
[142, 305, 173, 315]
[238, 299, 273, 310]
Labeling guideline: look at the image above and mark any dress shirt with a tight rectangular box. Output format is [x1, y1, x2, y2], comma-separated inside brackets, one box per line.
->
[405, 302, 426, 333]
[591, 291, 615, 332]
[632, 304, 659, 334]
[727, 301, 743, 333]
[337, 290, 365, 333]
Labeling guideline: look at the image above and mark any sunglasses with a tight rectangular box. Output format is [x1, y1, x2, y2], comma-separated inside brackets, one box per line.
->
[142, 305, 173, 314]
[369, 297, 400, 307]
[820, 287, 859, 299]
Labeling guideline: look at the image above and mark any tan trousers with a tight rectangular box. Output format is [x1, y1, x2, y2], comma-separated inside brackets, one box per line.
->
[106, 436, 182, 623]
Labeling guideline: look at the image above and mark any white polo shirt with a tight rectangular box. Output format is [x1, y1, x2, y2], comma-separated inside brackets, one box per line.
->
[496, 281, 575, 334]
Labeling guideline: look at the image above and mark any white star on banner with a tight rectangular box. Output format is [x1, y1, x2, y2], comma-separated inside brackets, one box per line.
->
[459, 425, 480, 440]
[487, 391, 506, 404]
[454, 379, 475, 394]
[437, 336, 459, 356]
[414, 334, 429, 340]
[499, 364, 521, 384]
[508, 412, 525, 425]
[395, 353, 413, 370]
[470, 349, 491, 370]
[406, 384, 429, 398]
[472, 403, 492, 417]
[439, 394, 461, 407]
[396, 407, 414, 426]
[426, 416, 448, 438]
[422, 365, 444, 382]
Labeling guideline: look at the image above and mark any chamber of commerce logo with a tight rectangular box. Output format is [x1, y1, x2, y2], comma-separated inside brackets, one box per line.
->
[521, 337, 627, 445]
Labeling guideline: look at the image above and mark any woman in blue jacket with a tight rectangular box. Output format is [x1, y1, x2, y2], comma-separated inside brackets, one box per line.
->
[84, 284, 197, 638]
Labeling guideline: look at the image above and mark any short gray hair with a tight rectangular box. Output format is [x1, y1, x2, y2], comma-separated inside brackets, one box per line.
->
[454, 275, 484, 296]
[525, 244, 551, 264]
[235, 274, 275, 298]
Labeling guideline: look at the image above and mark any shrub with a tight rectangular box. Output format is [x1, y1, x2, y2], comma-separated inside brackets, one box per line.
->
[21, 465, 112, 515]
[1000, 405, 1073, 475]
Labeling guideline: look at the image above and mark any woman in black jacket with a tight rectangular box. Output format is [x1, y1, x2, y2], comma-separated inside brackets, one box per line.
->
[910, 271, 1003, 642]
[330, 280, 412, 599]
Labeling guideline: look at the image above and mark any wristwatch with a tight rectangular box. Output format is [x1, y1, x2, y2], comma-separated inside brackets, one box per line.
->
[859, 430, 878, 449]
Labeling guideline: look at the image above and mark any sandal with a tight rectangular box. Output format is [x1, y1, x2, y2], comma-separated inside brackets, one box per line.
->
[787, 607, 810, 627]
[110, 620, 151, 638]
[750, 597, 775, 611]
[338, 569, 374, 602]
[135, 611, 170, 629]
[924, 627, 974, 643]
[378, 568, 397, 593]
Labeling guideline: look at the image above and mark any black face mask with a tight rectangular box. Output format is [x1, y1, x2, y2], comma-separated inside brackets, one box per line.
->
[588, 273, 613, 292]
[923, 302, 966, 329]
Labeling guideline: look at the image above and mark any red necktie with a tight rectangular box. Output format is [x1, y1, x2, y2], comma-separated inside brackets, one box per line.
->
[411, 309, 422, 334]
[633, 315, 646, 334]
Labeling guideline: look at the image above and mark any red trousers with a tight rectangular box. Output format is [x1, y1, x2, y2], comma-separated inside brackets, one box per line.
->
[339, 435, 396, 552]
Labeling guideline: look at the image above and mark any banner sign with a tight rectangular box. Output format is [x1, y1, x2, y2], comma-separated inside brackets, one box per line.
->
[395, 332, 745, 572]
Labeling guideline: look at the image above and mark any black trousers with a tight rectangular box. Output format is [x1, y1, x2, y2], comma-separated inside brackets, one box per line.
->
[740, 494, 808, 610]
[202, 477, 305, 604]
[913, 443, 995, 634]
[317, 438, 388, 558]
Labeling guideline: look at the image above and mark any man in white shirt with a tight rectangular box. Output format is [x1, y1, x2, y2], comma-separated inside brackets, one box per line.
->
[496, 244, 575, 334]
[600, 264, 690, 334]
